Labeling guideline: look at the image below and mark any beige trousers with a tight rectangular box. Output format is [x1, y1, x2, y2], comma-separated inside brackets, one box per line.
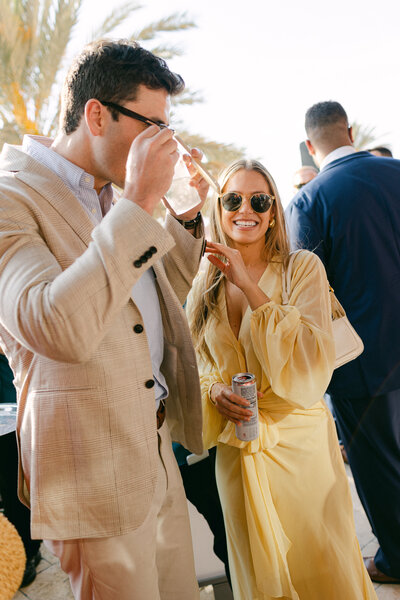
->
[45, 422, 199, 600]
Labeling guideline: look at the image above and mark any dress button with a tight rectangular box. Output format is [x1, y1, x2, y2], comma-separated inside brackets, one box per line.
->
[145, 379, 155, 389]
[144, 250, 152, 259]
[133, 324, 144, 334]
[133, 259, 142, 268]
[149, 246, 157, 255]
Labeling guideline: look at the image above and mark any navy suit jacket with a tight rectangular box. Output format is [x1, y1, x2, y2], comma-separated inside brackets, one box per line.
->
[286, 151, 400, 399]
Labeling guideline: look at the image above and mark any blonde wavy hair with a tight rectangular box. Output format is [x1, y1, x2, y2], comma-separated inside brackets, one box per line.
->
[188, 159, 291, 364]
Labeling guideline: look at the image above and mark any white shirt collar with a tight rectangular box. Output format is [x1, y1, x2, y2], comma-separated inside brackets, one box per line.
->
[319, 146, 356, 171]
[22, 134, 113, 216]
[22, 135, 87, 189]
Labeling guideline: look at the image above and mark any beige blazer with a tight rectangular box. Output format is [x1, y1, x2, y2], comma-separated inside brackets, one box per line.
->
[0, 144, 204, 540]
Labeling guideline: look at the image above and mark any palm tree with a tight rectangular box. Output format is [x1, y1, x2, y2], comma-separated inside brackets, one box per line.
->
[351, 121, 384, 151]
[0, 0, 244, 173]
[0, 0, 81, 143]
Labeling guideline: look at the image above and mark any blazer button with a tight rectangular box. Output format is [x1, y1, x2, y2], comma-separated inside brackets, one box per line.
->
[133, 324, 144, 334]
[144, 250, 153, 259]
[149, 246, 157, 255]
[133, 259, 142, 268]
[145, 379, 155, 389]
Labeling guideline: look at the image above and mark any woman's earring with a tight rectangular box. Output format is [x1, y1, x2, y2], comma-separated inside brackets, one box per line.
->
[268, 218, 276, 229]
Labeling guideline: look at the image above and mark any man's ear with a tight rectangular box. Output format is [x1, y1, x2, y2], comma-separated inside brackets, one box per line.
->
[305, 139, 315, 156]
[348, 126, 354, 144]
[84, 99, 105, 136]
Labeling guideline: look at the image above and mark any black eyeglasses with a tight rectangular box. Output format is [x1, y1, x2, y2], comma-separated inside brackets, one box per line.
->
[219, 192, 275, 213]
[99, 100, 172, 131]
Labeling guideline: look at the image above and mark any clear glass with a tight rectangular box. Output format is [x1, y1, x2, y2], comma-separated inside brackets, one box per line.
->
[165, 143, 200, 215]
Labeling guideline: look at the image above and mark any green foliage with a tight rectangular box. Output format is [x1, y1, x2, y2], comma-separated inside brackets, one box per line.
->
[0, 0, 244, 175]
[130, 12, 196, 41]
[0, 0, 82, 142]
[89, 1, 142, 39]
[178, 130, 245, 179]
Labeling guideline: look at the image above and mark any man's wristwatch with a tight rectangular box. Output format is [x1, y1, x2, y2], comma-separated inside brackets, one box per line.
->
[175, 212, 202, 229]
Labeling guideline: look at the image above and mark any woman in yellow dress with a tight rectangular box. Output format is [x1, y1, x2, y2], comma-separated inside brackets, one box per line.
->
[187, 159, 377, 600]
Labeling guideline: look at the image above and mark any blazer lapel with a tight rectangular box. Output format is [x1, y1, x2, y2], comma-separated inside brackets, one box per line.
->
[2, 144, 97, 247]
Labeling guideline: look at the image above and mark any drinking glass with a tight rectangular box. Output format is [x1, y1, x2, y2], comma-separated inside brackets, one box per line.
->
[165, 136, 220, 215]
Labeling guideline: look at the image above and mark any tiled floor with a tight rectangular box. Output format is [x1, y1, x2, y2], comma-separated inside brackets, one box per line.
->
[12, 465, 400, 600]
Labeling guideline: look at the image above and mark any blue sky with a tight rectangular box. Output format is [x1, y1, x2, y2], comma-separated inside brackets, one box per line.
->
[71, 0, 400, 205]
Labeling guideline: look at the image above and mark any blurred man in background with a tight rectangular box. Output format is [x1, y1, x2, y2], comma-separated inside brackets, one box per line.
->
[286, 100, 400, 585]
[367, 146, 393, 157]
[292, 165, 318, 194]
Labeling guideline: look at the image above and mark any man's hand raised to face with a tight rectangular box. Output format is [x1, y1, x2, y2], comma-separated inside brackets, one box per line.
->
[124, 125, 178, 215]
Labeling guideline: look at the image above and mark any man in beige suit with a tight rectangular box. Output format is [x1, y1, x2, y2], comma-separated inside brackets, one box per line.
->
[0, 40, 209, 599]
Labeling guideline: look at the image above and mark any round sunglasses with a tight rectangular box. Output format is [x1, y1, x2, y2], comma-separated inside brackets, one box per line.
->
[219, 192, 275, 213]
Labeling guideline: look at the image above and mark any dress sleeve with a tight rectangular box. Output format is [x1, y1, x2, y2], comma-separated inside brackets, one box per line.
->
[250, 251, 335, 408]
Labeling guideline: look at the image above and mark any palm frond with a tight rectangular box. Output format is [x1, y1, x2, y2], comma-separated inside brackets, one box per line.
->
[0, 1, 27, 85]
[34, 0, 82, 118]
[14, 0, 40, 87]
[176, 130, 246, 177]
[351, 121, 378, 150]
[132, 12, 195, 41]
[171, 89, 203, 107]
[90, 1, 142, 40]
[144, 43, 186, 59]
[44, 100, 61, 137]
[0, 119, 23, 148]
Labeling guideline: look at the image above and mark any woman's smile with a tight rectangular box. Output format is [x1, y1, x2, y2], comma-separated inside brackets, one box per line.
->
[233, 219, 259, 229]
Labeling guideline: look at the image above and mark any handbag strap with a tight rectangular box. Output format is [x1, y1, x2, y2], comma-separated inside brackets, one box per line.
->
[281, 250, 302, 305]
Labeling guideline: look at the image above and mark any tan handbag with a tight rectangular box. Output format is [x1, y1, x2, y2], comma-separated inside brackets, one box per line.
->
[281, 251, 364, 369]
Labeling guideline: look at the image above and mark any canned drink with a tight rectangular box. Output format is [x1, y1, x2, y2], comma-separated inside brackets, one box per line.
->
[232, 373, 259, 441]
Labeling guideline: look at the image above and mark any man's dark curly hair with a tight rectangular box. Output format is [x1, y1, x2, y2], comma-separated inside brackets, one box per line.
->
[60, 39, 185, 134]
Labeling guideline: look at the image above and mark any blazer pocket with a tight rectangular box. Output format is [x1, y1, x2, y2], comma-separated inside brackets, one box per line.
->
[33, 387, 108, 452]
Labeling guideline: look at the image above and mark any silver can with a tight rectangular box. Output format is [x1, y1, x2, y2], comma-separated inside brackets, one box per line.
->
[232, 373, 259, 441]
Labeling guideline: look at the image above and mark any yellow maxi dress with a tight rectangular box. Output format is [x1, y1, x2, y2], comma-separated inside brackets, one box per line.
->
[190, 251, 376, 600]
